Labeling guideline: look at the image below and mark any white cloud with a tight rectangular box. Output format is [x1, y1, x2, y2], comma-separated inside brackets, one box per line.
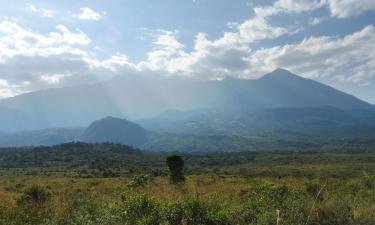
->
[88, 53, 134, 71]
[25, 3, 37, 12]
[0, 20, 134, 97]
[153, 30, 184, 50]
[245, 25, 375, 83]
[327, 0, 375, 18]
[52, 24, 91, 45]
[78, 7, 105, 21]
[237, 17, 289, 43]
[275, 0, 326, 13]
[309, 17, 325, 25]
[40, 74, 71, 84]
[0, 21, 91, 60]
[0, 79, 29, 98]
[24, 3, 56, 18]
[254, 0, 325, 17]
[137, 30, 185, 72]
[136, 15, 292, 78]
[254, 0, 375, 18]
[41, 9, 56, 18]
[133, 23, 375, 87]
[2, 1, 375, 99]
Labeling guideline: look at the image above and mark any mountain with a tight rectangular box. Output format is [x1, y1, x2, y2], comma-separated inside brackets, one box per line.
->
[0, 68, 373, 132]
[0, 128, 83, 147]
[0, 112, 374, 151]
[213, 69, 371, 111]
[138, 106, 375, 136]
[79, 117, 148, 147]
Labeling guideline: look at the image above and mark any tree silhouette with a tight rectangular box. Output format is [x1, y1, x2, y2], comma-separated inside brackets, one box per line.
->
[166, 155, 185, 183]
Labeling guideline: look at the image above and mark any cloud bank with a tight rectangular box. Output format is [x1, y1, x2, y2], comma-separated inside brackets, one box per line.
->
[0, 0, 375, 100]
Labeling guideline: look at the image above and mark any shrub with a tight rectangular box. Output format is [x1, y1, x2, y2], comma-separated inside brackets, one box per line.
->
[305, 181, 323, 201]
[57, 190, 116, 225]
[127, 174, 150, 189]
[361, 172, 374, 189]
[239, 184, 308, 225]
[13, 185, 53, 225]
[310, 196, 354, 225]
[162, 201, 185, 225]
[121, 194, 161, 225]
[182, 197, 232, 225]
[17, 185, 51, 207]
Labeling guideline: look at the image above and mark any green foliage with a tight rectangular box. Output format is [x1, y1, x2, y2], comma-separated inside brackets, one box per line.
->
[0, 142, 144, 168]
[1, 142, 375, 180]
[57, 190, 116, 225]
[127, 174, 150, 188]
[0, 180, 373, 225]
[13, 185, 53, 225]
[162, 201, 185, 225]
[305, 181, 323, 200]
[310, 197, 354, 225]
[121, 195, 161, 225]
[361, 172, 375, 189]
[0, 144, 374, 224]
[238, 184, 308, 225]
[182, 197, 231, 225]
[17, 185, 51, 207]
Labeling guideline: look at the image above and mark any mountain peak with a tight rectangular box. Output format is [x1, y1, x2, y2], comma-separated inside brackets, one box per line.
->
[273, 68, 293, 74]
[261, 68, 300, 80]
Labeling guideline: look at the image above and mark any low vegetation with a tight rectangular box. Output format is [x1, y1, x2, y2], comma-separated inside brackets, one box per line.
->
[0, 142, 374, 224]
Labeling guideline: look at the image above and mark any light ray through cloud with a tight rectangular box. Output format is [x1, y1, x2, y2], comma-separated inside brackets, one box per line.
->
[0, 0, 374, 102]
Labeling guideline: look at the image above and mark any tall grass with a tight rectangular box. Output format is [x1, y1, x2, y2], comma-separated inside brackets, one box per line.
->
[0, 175, 374, 225]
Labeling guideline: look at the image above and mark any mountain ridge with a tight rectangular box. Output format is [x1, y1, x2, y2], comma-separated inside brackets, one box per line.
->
[0, 68, 373, 132]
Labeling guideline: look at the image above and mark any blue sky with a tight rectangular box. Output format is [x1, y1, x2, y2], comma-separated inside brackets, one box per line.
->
[0, 0, 375, 103]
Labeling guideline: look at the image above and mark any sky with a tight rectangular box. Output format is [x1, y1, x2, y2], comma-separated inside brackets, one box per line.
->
[0, 0, 375, 103]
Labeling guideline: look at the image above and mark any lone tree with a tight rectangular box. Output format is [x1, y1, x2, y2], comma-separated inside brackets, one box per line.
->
[166, 155, 185, 183]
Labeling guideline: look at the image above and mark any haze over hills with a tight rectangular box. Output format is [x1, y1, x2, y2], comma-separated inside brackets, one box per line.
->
[0, 68, 374, 138]
[0, 127, 83, 147]
[79, 117, 148, 147]
[0, 69, 372, 130]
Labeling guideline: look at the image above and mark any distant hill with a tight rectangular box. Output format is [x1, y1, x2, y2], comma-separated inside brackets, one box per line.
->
[0, 142, 144, 168]
[139, 106, 375, 136]
[0, 128, 83, 147]
[1, 115, 375, 152]
[0, 68, 372, 132]
[79, 117, 148, 147]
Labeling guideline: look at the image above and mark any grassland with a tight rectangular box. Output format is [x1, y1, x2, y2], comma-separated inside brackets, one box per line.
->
[0, 143, 374, 224]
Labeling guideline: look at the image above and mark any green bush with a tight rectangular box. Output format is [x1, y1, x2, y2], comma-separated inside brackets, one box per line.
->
[310, 196, 353, 225]
[305, 181, 321, 197]
[13, 185, 53, 225]
[121, 194, 161, 225]
[239, 184, 308, 225]
[57, 190, 116, 225]
[162, 201, 185, 225]
[181, 197, 232, 225]
[127, 174, 150, 189]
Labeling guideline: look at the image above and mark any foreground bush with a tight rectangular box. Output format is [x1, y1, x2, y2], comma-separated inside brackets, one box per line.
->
[7, 185, 53, 225]
[1, 180, 373, 225]
[121, 195, 161, 225]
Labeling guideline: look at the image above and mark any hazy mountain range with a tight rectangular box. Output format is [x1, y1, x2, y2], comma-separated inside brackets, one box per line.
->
[0, 68, 374, 149]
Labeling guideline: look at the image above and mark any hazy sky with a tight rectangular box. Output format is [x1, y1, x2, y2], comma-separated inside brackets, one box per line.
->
[0, 0, 375, 103]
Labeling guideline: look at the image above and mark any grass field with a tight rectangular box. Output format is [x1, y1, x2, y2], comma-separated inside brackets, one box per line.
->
[0, 144, 374, 225]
